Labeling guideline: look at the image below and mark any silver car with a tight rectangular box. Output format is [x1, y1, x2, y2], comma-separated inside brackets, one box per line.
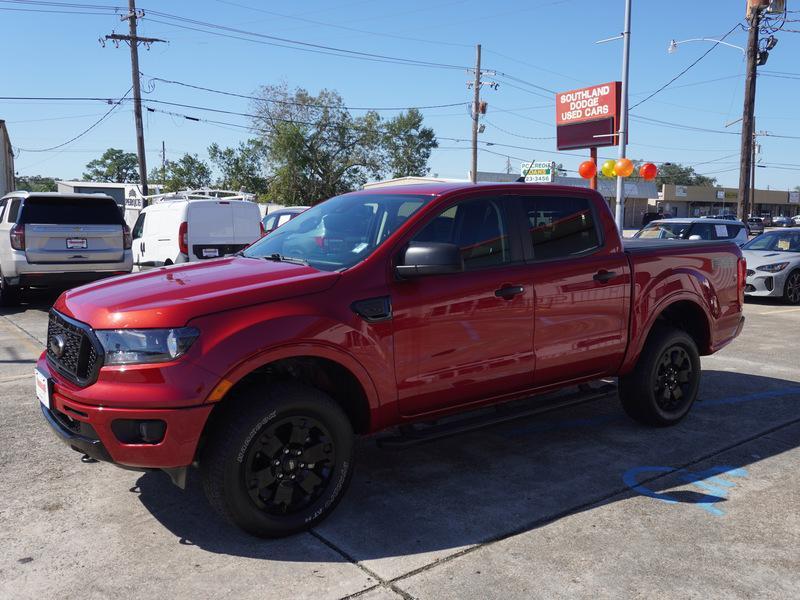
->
[0, 192, 133, 305]
[742, 230, 800, 304]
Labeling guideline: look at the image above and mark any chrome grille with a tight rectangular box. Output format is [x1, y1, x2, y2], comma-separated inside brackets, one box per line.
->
[46, 310, 102, 386]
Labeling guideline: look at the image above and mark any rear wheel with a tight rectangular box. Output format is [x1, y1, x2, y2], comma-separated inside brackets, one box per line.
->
[201, 381, 354, 538]
[0, 274, 21, 307]
[783, 270, 800, 305]
[619, 326, 701, 427]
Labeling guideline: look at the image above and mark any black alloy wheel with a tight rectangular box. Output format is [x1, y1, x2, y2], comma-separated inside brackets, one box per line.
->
[784, 270, 800, 305]
[242, 415, 336, 515]
[653, 345, 693, 412]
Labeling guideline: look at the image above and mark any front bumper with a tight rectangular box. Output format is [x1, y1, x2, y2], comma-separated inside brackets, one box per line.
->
[37, 357, 214, 469]
[745, 269, 786, 297]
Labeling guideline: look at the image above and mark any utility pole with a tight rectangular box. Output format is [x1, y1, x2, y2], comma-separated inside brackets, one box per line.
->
[613, 0, 632, 233]
[471, 44, 482, 183]
[102, 0, 165, 199]
[738, 4, 762, 220]
[750, 120, 757, 219]
[161, 140, 166, 186]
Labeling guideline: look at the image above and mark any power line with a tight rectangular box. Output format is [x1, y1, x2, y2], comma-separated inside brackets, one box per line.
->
[144, 75, 468, 111]
[14, 87, 132, 153]
[631, 115, 741, 135]
[630, 22, 743, 110]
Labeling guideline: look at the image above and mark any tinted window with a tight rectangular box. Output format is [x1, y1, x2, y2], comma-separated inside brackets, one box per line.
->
[520, 196, 600, 260]
[131, 212, 145, 239]
[636, 221, 691, 240]
[8, 199, 21, 223]
[726, 224, 744, 238]
[262, 214, 278, 230]
[689, 223, 716, 240]
[19, 197, 122, 225]
[0, 200, 5, 222]
[412, 197, 511, 270]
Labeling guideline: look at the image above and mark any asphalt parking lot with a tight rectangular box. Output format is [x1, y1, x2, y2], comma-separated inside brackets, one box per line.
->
[1, 291, 798, 599]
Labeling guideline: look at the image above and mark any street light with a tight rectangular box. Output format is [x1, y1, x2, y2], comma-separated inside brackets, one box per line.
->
[667, 38, 745, 55]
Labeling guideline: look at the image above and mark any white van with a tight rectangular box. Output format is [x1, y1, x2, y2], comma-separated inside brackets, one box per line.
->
[131, 197, 263, 266]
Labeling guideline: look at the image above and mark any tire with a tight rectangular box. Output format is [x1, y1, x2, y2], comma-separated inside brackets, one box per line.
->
[0, 275, 21, 307]
[200, 381, 355, 538]
[783, 269, 800, 305]
[618, 325, 701, 427]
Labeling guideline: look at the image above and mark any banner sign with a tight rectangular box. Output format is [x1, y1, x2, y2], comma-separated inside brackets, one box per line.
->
[521, 161, 555, 183]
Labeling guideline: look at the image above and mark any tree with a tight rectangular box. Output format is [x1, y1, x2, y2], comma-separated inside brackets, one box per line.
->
[208, 139, 269, 195]
[83, 148, 139, 183]
[151, 153, 212, 192]
[15, 175, 57, 192]
[654, 162, 717, 187]
[382, 108, 437, 178]
[252, 85, 384, 205]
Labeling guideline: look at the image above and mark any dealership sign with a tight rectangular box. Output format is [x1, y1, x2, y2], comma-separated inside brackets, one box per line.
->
[555, 82, 621, 151]
[521, 161, 555, 183]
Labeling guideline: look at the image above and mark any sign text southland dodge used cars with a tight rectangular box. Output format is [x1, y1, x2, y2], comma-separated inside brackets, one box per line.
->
[37, 183, 745, 537]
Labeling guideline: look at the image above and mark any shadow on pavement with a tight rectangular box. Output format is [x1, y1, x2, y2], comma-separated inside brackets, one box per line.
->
[133, 369, 800, 563]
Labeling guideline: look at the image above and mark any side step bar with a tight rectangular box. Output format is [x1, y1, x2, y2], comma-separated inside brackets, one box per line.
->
[376, 381, 617, 449]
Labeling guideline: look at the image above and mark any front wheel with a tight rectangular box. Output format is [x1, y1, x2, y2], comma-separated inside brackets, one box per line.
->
[618, 326, 701, 427]
[201, 382, 354, 538]
[783, 270, 800, 305]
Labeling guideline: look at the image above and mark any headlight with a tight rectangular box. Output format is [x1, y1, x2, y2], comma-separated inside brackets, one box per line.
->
[96, 327, 199, 365]
[756, 262, 789, 273]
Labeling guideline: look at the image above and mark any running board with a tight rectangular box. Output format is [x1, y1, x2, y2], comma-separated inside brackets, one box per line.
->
[376, 382, 617, 449]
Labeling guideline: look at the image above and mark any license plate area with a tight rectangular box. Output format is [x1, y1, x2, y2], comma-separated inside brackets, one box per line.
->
[66, 238, 88, 249]
[35, 368, 51, 409]
[202, 248, 219, 258]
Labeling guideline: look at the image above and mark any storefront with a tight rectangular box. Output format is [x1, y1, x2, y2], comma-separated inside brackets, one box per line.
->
[654, 184, 799, 220]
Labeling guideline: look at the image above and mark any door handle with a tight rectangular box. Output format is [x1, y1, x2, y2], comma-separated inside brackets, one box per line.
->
[593, 270, 617, 283]
[141, 241, 145, 253]
[494, 285, 524, 299]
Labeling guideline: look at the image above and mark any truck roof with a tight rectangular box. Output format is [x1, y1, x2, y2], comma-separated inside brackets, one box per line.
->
[2, 191, 115, 201]
[351, 182, 601, 197]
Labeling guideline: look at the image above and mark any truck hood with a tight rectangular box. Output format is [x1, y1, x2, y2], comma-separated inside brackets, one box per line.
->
[742, 250, 800, 269]
[55, 256, 341, 329]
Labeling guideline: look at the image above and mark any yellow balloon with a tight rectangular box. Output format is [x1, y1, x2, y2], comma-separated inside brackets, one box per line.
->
[601, 159, 616, 178]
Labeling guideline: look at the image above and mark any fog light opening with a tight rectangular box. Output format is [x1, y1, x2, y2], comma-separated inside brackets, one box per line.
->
[111, 419, 167, 444]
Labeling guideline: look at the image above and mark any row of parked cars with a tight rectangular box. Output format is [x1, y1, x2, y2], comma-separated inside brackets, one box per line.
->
[631, 214, 800, 304]
[0, 190, 309, 305]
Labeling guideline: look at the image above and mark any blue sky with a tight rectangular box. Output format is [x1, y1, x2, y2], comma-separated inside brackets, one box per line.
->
[4, 0, 800, 190]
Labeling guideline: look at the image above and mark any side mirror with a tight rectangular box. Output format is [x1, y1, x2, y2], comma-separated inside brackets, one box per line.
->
[688, 234, 703, 241]
[396, 242, 462, 278]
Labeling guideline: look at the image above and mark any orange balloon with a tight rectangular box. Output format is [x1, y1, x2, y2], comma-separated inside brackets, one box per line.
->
[578, 160, 597, 179]
[639, 162, 658, 180]
[615, 158, 634, 178]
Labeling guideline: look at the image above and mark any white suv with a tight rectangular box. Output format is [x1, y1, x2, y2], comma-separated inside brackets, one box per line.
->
[0, 192, 133, 305]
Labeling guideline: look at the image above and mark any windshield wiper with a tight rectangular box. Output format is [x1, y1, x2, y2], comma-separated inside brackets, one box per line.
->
[264, 253, 309, 266]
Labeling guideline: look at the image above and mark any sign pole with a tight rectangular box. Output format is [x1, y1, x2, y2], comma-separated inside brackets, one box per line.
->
[613, 0, 632, 233]
[589, 147, 598, 191]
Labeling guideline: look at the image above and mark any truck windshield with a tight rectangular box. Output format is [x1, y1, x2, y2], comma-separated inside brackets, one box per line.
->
[635, 222, 691, 240]
[743, 232, 800, 252]
[243, 193, 431, 271]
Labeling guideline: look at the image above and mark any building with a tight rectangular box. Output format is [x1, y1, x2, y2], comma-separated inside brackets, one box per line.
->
[0, 121, 15, 196]
[655, 184, 799, 220]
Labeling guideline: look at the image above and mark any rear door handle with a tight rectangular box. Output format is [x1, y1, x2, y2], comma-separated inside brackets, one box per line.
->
[495, 285, 524, 299]
[593, 270, 617, 283]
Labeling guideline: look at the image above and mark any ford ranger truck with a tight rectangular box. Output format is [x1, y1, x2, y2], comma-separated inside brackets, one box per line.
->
[36, 183, 746, 537]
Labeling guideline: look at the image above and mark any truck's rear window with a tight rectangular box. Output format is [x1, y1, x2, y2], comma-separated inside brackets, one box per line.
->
[19, 197, 123, 225]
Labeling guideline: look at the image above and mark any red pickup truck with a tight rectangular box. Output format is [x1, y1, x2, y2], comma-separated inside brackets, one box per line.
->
[36, 183, 746, 537]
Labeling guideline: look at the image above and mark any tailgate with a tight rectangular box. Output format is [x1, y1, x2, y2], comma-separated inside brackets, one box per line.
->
[24, 224, 124, 264]
[188, 201, 259, 260]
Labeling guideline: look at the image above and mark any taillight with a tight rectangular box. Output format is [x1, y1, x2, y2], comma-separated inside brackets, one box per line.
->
[178, 221, 188, 255]
[737, 256, 747, 306]
[122, 223, 132, 250]
[9, 224, 25, 250]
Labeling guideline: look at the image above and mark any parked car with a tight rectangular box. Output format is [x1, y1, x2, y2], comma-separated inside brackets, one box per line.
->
[261, 206, 309, 235]
[746, 217, 765, 235]
[633, 217, 749, 246]
[772, 216, 794, 228]
[0, 192, 132, 305]
[793, 215, 800, 227]
[641, 211, 672, 227]
[742, 230, 800, 304]
[131, 196, 262, 266]
[37, 183, 745, 537]
[760, 215, 773, 227]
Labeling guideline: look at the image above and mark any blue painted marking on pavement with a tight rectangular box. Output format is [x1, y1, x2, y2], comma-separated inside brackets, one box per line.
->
[623, 465, 748, 516]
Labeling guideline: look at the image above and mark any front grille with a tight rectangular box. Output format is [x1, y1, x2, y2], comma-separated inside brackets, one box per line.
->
[47, 310, 102, 386]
